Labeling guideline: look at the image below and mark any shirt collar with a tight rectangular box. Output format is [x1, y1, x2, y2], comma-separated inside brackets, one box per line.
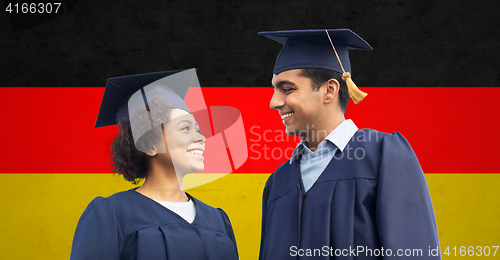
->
[289, 119, 358, 163]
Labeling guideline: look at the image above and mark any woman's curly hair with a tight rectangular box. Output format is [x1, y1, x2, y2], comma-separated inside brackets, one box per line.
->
[110, 90, 172, 184]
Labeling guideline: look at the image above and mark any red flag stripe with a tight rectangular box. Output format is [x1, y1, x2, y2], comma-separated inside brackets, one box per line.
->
[0, 87, 498, 173]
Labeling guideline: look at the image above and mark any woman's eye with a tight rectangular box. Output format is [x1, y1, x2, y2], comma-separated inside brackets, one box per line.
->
[181, 126, 190, 131]
[196, 129, 202, 134]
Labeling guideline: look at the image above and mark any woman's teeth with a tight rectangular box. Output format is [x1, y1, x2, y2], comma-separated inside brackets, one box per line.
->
[188, 150, 203, 156]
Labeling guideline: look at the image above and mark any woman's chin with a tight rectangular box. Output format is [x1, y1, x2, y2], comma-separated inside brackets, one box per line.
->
[178, 164, 204, 176]
[191, 162, 204, 172]
[190, 164, 205, 174]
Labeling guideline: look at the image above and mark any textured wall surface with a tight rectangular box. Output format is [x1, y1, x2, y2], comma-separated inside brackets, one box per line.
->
[2, 0, 499, 87]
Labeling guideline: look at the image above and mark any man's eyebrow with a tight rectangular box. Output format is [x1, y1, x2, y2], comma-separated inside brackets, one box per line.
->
[273, 80, 298, 89]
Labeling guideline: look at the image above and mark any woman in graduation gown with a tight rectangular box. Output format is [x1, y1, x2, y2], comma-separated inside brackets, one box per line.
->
[70, 69, 239, 260]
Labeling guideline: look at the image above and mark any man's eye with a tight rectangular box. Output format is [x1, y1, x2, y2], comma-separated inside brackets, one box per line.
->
[283, 88, 292, 92]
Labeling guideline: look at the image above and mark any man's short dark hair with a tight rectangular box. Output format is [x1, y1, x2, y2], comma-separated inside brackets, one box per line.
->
[300, 68, 349, 113]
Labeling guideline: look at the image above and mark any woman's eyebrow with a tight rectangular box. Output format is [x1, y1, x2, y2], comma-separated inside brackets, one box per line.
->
[175, 119, 193, 126]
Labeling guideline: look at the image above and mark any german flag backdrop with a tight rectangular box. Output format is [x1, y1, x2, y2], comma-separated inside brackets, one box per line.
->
[1, 1, 500, 259]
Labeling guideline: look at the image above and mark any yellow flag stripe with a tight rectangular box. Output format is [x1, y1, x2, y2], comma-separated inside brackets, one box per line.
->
[1, 173, 498, 259]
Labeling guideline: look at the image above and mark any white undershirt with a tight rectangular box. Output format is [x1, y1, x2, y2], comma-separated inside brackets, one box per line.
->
[154, 199, 197, 223]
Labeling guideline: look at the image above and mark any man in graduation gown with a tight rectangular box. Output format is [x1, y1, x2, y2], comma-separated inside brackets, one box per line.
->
[258, 29, 440, 259]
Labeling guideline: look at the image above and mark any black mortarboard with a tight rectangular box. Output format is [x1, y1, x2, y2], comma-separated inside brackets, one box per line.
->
[259, 29, 372, 104]
[95, 68, 198, 128]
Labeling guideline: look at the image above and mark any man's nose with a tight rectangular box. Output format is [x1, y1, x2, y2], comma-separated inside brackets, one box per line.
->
[270, 90, 284, 110]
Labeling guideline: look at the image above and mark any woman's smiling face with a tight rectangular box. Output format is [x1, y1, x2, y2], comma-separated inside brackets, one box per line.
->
[160, 108, 206, 175]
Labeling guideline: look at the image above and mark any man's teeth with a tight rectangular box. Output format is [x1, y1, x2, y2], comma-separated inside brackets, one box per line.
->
[281, 113, 293, 120]
[188, 150, 203, 156]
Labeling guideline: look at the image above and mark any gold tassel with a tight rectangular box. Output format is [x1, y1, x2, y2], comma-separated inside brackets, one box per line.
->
[325, 29, 368, 105]
[342, 72, 367, 104]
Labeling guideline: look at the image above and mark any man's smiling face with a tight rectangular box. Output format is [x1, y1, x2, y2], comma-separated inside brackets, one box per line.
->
[270, 69, 324, 137]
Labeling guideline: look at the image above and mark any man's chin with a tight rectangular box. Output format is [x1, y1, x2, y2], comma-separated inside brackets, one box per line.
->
[285, 127, 302, 137]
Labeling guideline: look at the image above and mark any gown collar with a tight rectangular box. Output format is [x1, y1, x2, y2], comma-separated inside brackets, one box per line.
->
[130, 188, 203, 226]
[289, 119, 358, 163]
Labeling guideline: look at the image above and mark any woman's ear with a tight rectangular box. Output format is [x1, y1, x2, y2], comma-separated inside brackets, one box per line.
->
[144, 145, 158, 157]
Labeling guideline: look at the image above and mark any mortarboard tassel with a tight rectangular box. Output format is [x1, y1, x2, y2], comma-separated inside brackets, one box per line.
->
[342, 72, 367, 104]
[325, 30, 367, 104]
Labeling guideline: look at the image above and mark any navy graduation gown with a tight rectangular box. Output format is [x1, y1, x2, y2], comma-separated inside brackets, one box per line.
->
[260, 129, 440, 259]
[70, 190, 238, 260]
